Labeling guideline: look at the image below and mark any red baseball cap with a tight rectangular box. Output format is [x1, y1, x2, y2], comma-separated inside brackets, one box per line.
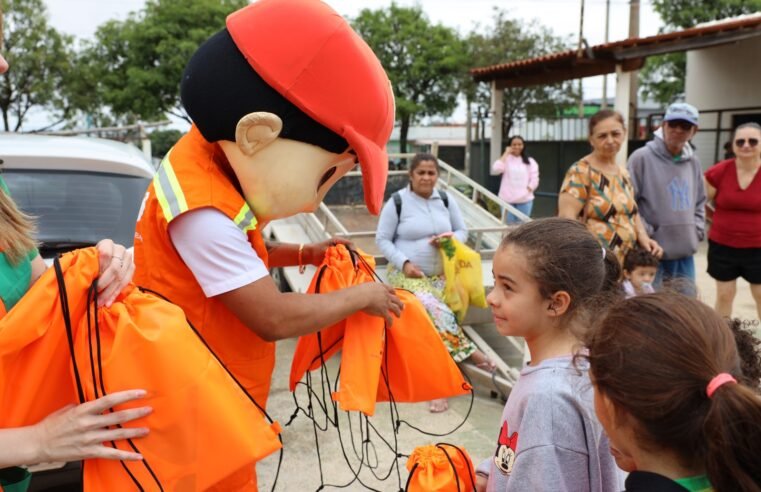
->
[227, 0, 395, 215]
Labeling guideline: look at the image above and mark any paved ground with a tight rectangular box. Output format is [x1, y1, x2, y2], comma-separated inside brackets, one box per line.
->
[256, 337, 506, 492]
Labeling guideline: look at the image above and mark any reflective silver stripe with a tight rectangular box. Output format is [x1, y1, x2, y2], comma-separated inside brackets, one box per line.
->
[234, 204, 258, 233]
[153, 149, 189, 223]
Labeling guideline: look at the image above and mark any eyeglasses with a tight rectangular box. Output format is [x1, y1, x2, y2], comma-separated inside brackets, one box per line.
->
[734, 138, 759, 148]
[666, 120, 694, 131]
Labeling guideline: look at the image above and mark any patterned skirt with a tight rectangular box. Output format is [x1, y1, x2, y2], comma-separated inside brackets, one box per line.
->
[387, 268, 477, 362]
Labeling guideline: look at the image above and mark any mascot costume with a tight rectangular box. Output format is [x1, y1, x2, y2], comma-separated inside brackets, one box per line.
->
[133, 0, 397, 489]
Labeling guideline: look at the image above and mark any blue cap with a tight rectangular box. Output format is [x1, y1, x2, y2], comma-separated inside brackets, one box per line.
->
[664, 102, 699, 126]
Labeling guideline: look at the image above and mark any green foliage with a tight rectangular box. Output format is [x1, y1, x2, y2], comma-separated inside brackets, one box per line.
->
[352, 4, 467, 153]
[69, 0, 247, 125]
[465, 9, 579, 140]
[640, 52, 686, 107]
[149, 128, 183, 158]
[641, 0, 761, 105]
[439, 236, 456, 260]
[0, 0, 74, 131]
[651, 0, 761, 29]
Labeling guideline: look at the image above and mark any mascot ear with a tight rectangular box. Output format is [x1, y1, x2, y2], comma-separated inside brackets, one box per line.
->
[235, 112, 283, 156]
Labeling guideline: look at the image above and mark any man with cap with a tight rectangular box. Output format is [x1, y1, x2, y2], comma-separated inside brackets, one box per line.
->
[133, 1, 402, 488]
[627, 102, 707, 289]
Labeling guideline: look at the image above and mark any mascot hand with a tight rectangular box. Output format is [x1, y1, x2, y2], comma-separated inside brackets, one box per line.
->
[308, 238, 354, 266]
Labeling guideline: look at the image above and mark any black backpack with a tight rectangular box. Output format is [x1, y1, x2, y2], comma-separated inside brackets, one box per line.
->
[392, 189, 448, 219]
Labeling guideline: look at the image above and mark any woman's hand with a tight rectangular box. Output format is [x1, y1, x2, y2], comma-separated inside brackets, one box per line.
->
[307, 237, 354, 266]
[33, 389, 151, 463]
[357, 283, 404, 326]
[96, 239, 134, 307]
[638, 236, 664, 259]
[402, 261, 424, 278]
[428, 232, 453, 247]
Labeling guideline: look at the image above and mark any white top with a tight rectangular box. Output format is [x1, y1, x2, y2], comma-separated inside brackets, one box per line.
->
[168, 207, 269, 297]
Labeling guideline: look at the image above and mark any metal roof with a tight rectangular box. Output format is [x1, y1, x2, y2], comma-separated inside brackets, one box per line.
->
[471, 14, 761, 88]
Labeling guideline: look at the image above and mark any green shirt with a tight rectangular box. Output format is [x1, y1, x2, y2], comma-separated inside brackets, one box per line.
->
[674, 475, 713, 492]
[0, 175, 39, 311]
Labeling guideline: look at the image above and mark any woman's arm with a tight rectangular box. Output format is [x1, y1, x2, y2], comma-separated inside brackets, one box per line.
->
[375, 198, 408, 270]
[30, 254, 46, 285]
[634, 214, 663, 258]
[557, 193, 584, 220]
[528, 158, 540, 191]
[0, 390, 150, 468]
[491, 155, 507, 176]
[704, 176, 717, 201]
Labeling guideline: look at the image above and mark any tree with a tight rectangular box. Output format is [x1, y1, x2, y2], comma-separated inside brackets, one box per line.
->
[0, 0, 73, 131]
[149, 128, 182, 159]
[641, 0, 761, 105]
[351, 4, 467, 154]
[68, 0, 246, 126]
[465, 9, 579, 141]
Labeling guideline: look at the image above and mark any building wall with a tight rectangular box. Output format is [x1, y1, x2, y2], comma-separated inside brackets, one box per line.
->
[686, 37, 761, 168]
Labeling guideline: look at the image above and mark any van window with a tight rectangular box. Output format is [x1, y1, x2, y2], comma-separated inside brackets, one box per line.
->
[3, 170, 151, 256]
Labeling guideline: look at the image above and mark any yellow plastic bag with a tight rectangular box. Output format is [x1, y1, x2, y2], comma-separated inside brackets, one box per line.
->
[439, 237, 487, 322]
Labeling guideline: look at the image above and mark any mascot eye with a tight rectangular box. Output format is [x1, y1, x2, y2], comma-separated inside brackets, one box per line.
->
[318, 166, 337, 190]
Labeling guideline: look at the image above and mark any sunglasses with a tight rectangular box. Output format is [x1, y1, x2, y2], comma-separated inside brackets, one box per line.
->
[735, 138, 759, 148]
[666, 120, 694, 131]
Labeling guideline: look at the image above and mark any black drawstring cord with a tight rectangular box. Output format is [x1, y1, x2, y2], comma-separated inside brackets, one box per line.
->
[289, 246, 476, 490]
[54, 257, 147, 491]
[53, 257, 85, 404]
[86, 282, 163, 491]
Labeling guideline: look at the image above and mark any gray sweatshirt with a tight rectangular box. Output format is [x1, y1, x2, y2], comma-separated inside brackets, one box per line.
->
[477, 356, 624, 492]
[627, 137, 706, 260]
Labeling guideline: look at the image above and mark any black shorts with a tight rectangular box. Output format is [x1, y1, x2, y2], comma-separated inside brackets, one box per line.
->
[707, 239, 761, 284]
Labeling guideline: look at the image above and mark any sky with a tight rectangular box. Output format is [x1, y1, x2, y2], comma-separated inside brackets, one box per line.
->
[38, 0, 666, 128]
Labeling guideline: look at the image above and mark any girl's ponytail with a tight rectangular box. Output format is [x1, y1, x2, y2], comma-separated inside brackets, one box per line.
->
[703, 382, 761, 492]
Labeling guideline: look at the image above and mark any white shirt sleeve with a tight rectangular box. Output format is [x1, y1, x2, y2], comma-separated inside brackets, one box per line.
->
[168, 207, 269, 297]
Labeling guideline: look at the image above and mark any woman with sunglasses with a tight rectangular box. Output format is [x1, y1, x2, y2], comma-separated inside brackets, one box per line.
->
[705, 122, 761, 320]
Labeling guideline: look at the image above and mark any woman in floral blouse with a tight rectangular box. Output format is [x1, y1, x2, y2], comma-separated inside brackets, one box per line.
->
[558, 110, 662, 264]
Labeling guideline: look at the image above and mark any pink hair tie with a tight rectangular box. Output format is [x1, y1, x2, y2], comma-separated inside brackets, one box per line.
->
[706, 373, 737, 398]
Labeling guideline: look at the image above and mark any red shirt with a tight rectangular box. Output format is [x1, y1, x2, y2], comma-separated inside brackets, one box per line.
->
[705, 158, 761, 248]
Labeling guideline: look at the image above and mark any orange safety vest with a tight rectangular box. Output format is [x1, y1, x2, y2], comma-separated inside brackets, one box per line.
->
[134, 126, 275, 490]
[0, 248, 281, 491]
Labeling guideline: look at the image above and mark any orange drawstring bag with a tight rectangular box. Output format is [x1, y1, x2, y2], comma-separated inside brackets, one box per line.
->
[376, 289, 471, 404]
[290, 245, 471, 416]
[0, 248, 282, 491]
[289, 245, 385, 415]
[405, 444, 476, 492]
[289, 245, 374, 384]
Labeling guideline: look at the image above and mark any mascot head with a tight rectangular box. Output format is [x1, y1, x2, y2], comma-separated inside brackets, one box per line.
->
[180, 0, 395, 221]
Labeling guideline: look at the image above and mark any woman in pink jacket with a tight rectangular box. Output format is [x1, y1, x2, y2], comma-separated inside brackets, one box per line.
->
[491, 136, 540, 224]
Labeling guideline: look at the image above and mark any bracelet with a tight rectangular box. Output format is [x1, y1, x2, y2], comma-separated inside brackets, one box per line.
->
[298, 243, 306, 274]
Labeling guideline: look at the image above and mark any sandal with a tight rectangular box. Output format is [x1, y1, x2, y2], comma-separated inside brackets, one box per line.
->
[429, 398, 449, 413]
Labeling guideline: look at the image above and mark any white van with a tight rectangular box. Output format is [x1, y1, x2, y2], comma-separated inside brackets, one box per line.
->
[0, 133, 154, 259]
